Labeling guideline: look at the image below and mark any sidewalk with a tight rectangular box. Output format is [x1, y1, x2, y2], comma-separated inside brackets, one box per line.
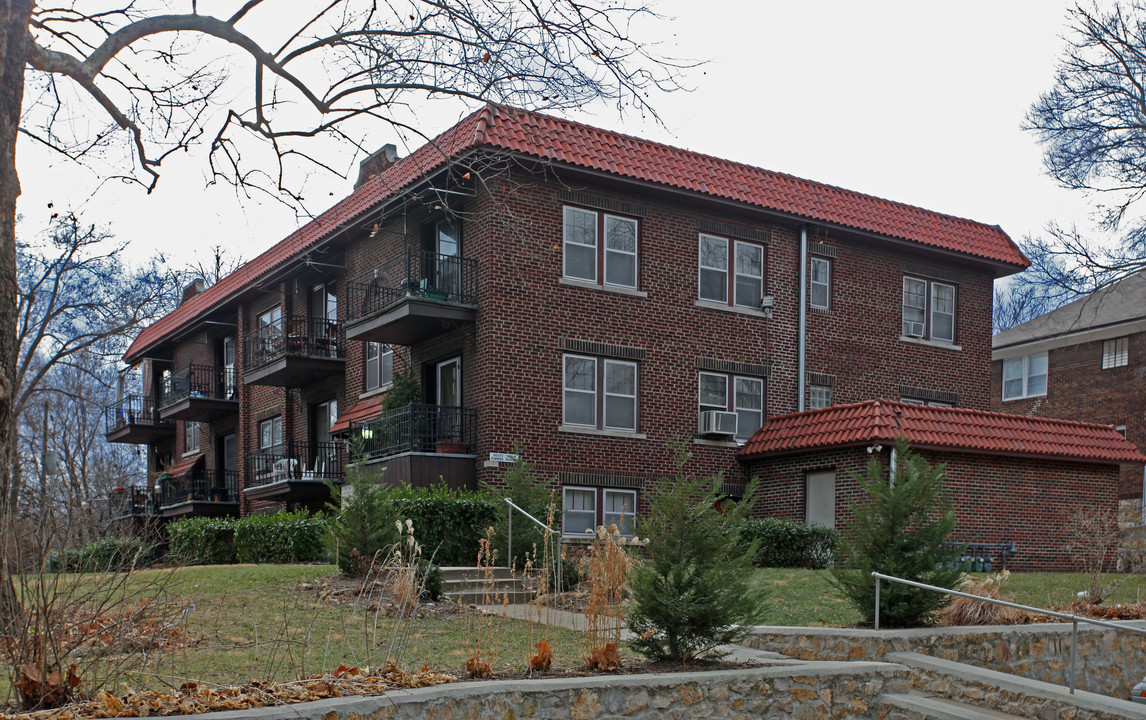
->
[479, 603, 797, 665]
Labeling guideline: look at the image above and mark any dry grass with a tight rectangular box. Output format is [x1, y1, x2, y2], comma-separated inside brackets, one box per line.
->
[939, 572, 1025, 626]
[580, 525, 634, 671]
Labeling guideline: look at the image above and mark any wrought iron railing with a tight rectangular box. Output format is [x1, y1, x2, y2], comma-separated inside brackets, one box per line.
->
[160, 364, 237, 407]
[349, 403, 477, 459]
[104, 395, 170, 434]
[108, 486, 155, 519]
[346, 249, 478, 322]
[159, 469, 239, 507]
[244, 316, 345, 370]
[246, 441, 346, 488]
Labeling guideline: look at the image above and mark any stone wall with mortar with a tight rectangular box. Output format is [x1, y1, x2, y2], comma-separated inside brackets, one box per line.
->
[745, 622, 1146, 698]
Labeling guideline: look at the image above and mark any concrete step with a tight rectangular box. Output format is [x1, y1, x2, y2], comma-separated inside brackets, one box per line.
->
[439, 566, 515, 582]
[449, 588, 534, 605]
[439, 566, 536, 604]
[879, 693, 1028, 720]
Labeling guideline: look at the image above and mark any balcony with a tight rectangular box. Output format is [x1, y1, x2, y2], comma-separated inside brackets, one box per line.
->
[104, 395, 174, 444]
[243, 316, 345, 387]
[159, 364, 238, 422]
[349, 404, 477, 490]
[345, 249, 477, 346]
[158, 470, 240, 518]
[244, 441, 346, 501]
[108, 486, 156, 520]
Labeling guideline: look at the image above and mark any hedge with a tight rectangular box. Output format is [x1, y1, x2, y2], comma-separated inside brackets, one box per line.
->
[234, 510, 328, 564]
[169, 516, 237, 565]
[47, 536, 155, 572]
[386, 484, 500, 566]
[739, 517, 836, 569]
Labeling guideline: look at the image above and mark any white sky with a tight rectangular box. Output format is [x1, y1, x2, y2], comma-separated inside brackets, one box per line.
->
[14, 1, 1092, 275]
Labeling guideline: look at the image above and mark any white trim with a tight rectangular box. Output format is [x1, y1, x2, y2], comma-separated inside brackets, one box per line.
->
[557, 425, 647, 440]
[899, 336, 963, 351]
[1001, 353, 1048, 402]
[809, 256, 830, 311]
[563, 206, 599, 283]
[436, 356, 462, 407]
[732, 240, 765, 310]
[562, 354, 598, 428]
[602, 214, 639, 290]
[697, 233, 729, 304]
[559, 278, 648, 298]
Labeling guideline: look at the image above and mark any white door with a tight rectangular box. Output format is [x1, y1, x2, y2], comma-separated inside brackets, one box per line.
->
[436, 357, 462, 443]
[805, 470, 836, 528]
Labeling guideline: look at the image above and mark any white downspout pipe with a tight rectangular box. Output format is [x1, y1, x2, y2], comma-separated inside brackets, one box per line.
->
[798, 225, 809, 411]
[890, 446, 898, 488]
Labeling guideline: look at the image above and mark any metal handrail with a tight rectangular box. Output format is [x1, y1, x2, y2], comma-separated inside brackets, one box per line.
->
[504, 497, 562, 596]
[871, 571, 1146, 694]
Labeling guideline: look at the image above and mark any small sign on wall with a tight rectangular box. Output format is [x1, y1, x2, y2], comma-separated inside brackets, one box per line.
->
[489, 452, 520, 464]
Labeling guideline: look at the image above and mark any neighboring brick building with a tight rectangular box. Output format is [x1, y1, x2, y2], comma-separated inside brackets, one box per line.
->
[991, 272, 1146, 521]
[102, 104, 1137, 560]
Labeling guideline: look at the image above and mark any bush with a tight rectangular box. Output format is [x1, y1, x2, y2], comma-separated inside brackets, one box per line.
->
[549, 556, 581, 592]
[169, 517, 237, 565]
[419, 560, 443, 601]
[388, 483, 499, 566]
[627, 441, 768, 661]
[739, 517, 836, 568]
[235, 510, 328, 564]
[327, 466, 400, 575]
[481, 452, 559, 568]
[47, 536, 154, 572]
[830, 438, 963, 627]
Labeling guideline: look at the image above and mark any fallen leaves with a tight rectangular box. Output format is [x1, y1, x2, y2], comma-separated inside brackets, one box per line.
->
[13, 664, 82, 708]
[528, 640, 553, 672]
[464, 657, 491, 679]
[585, 642, 621, 672]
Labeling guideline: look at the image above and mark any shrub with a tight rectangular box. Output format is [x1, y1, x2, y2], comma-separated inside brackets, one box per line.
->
[627, 441, 768, 661]
[169, 517, 237, 565]
[388, 483, 500, 566]
[550, 556, 581, 592]
[234, 510, 328, 564]
[326, 465, 399, 575]
[47, 536, 154, 572]
[481, 452, 559, 568]
[830, 438, 963, 627]
[420, 560, 443, 601]
[739, 517, 836, 568]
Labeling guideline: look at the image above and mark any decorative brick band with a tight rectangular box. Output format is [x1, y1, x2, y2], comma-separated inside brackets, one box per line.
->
[806, 372, 835, 387]
[696, 357, 770, 377]
[808, 241, 838, 258]
[899, 385, 960, 405]
[559, 338, 646, 360]
[698, 218, 772, 244]
[902, 261, 965, 284]
[559, 189, 648, 217]
[558, 471, 645, 489]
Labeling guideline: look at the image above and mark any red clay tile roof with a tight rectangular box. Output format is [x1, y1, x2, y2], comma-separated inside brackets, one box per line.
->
[739, 399, 1146, 465]
[330, 398, 383, 435]
[125, 105, 1027, 361]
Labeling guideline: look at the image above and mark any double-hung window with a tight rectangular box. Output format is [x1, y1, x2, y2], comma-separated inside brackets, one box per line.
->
[810, 257, 831, 310]
[698, 235, 765, 309]
[185, 421, 200, 454]
[563, 355, 638, 432]
[1103, 337, 1129, 369]
[902, 277, 956, 343]
[698, 372, 764, 442]
[563, 207, 638, 289]
[260, 416, 284, 455]
[562, 486, 637, 537]
[365, 342, 393, 391]
[1001, 353, 1047, 401]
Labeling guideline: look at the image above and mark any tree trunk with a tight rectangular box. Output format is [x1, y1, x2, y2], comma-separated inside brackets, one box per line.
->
[0, 0, 34, 633]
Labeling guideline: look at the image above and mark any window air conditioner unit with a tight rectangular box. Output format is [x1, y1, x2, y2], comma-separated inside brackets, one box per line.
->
[903, 321, 925, 338]
[699, 410, 737, 437]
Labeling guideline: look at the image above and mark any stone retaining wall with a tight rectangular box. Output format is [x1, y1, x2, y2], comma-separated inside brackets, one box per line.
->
[745, 622, 1146, 698]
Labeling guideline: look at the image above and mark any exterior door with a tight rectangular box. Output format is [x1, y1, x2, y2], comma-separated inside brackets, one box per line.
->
[220, 433, 236, 500]
[221, 336, 236, 399]
[805, 470, 836, 528]
[436, 357, 462, 444]
[311, 400, 338, 477]
[435, 220, 460, 296]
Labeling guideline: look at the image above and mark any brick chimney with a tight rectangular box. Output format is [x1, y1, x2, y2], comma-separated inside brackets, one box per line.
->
[355, 144, 399, 189]
[180, 278, 206, 306]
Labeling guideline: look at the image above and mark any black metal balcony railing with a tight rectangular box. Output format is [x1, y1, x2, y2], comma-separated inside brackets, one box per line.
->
[109, 486, 155, 519]
[346, 249, 478, 322]
[161, 364, 237, 407]
[159, 470, 239, 508]
[104, 395, 170, 433]
[244, 316, 345, 370]
[246, 441, 346, 488]
[350, 403, 477, 459]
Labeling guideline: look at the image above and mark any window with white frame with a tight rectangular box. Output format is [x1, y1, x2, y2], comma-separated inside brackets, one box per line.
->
[259, 416, 284, 455]
[1103, 337, 1129, 369]
[563, 206, 638, 289]
[1001, 353, 1048, 401]
[810, 257, 831, 310]
[808, 385, 832, 410]
[562, 486, 637, 537]
[698, 235, 765, 309]
[365, 342, 394, 391]
[562, 355, 638, 431]
[698, 372, 764, 442]
[185, 421, 200, 454]
[902, 277, 955, 343]
[900, 397, 954, 407]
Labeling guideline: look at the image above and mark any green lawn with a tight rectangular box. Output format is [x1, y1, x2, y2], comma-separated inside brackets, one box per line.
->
[754, 568, 1146, 627]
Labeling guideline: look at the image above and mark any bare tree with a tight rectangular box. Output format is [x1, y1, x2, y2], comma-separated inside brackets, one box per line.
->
[1025, 2, 1146, 291]
[992, 271, 1069, 333]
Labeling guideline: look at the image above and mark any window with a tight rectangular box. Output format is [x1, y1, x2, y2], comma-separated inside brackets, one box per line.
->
[810, 257, 831, 310]
[365, 342, 393, 391]
[698, 235, 765, 309]
[259, 416, 284, 455]
[808, 385, 832, 410]
[1001, 353, 1048, 401]
[902, 277, 956, 343]
[1117, 425, 1128, 438]
[1103, 337, 1129, 369]
[563, 207, 638, 289]
[562, 355, 638, 431]
[698, 372, 764, 442]
[185, 421, 200, 453]
[562, 486, 637, 537]
[901, 398, 954, 407]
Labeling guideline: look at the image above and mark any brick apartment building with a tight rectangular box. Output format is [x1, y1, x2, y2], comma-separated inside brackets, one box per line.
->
[992, 272, 1146, 522]
[104, 105, 1143, 567]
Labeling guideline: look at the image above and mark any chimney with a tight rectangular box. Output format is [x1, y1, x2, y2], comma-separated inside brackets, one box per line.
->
[355, 144, 399, 189]
[180, 278, 207, 306]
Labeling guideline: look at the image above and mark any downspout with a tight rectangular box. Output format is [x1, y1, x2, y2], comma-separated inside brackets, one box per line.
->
[889, 446, 898, 488]
[798, 225, 809, 411]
